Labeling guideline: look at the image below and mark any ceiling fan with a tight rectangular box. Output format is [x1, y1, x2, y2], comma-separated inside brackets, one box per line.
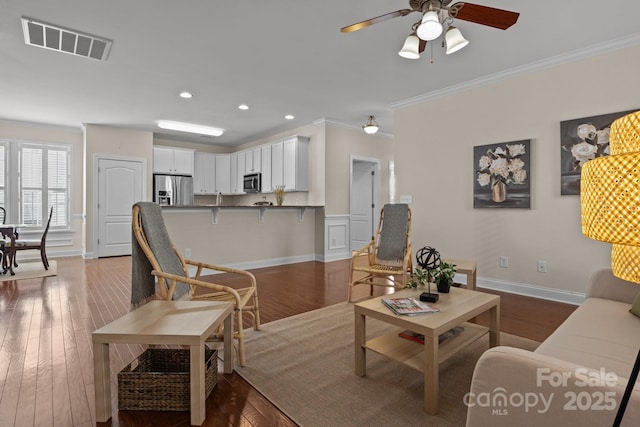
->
[341, 0, 520, 59]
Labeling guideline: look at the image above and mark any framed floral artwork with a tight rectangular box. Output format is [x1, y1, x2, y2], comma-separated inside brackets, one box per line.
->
[560, 109, 637, 195]
[474, 140, 531, 209]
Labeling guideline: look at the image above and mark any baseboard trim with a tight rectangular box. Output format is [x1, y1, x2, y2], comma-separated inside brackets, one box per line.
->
[189, 254, 319, 275]
[477, 276, 586, 306]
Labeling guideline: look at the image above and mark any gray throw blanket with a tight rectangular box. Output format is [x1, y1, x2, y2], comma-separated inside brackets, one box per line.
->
[376, 203, 409, 265]
[131, 201, 190, 308]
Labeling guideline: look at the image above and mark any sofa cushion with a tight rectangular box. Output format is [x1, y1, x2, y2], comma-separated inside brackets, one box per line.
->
[631, 292, 640, 318]
[536, 297, 640, 379]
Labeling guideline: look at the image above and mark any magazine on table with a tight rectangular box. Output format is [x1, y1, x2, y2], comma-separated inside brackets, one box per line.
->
[381, 297, 440, 316]
[398, 326, 465, 344]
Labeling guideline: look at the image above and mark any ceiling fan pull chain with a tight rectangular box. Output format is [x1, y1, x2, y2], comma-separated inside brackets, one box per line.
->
[430, 40, 434, 63]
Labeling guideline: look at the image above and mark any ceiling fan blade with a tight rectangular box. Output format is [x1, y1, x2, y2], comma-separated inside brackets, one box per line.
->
[419, 39, 427, 53]
[341, 9, 414, 33]
[451, 3, 520, 30]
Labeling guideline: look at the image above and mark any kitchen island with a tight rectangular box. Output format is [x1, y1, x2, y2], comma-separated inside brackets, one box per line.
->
[160, 204, 326, 272]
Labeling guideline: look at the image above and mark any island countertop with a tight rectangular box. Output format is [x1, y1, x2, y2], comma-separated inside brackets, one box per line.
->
[160, 204, 323, 224]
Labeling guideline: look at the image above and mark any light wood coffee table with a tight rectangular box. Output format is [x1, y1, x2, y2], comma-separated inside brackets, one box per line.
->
[92, 300, 234, 426]
[354, 287, 499, 414]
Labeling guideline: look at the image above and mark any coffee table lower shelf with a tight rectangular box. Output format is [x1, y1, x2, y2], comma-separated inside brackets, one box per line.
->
[364, 322, 488, 372]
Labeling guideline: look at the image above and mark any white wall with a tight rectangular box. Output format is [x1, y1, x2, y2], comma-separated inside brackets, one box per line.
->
[84, 124, 153, 257]
[394, 43, 640, 299]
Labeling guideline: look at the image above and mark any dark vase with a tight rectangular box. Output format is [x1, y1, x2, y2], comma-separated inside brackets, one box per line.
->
[437, 278, 452, 293]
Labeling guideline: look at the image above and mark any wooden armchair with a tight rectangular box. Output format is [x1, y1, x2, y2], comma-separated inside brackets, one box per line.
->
[131, 201, 260, 366]
[348, 203, 412, 302]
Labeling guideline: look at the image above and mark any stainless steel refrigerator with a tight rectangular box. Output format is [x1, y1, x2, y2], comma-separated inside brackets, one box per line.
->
[153, 174, 194, 206]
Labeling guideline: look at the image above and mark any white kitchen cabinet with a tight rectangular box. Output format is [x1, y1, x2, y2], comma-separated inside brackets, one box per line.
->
[236, 151, 246, 193]
[230, 153, 238, 194]
[271, 141, 284, 189]
[215, 154, 232, 194]
[193, 152, 216, 194]
[244, 147, 262, 174]
[153, 146, 194, 175]
[261, 144, 272, 193]
[283, 136, 309, 191]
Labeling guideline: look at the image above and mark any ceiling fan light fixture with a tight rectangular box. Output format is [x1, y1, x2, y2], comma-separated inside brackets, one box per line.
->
[445, 26, 469, 54]
[417, 11, 442, 41]
[398, 33, 420, 59]
[363, 115, 379, 134]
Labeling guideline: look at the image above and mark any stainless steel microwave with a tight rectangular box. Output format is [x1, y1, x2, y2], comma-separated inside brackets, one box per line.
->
[243, 173, 262, 193]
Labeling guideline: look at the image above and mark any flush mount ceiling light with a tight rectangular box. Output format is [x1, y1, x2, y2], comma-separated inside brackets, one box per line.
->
[157, 120, 224, 137]
[363, 115, 379, 134]
[21, 17, 112, 61]
[238, 104, 249, 110]
[341, 1, 519, 62]
[179, 91, 192, 99]
[285, 114, 295, 120]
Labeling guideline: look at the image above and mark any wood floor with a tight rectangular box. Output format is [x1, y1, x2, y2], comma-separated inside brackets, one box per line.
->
[0, 256, 577, 426]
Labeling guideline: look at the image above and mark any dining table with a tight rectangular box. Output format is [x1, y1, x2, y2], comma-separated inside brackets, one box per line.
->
[0, 223, 25, 275]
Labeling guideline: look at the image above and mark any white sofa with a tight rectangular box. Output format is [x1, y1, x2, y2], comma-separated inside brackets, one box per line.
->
[466, 268, 640, 426]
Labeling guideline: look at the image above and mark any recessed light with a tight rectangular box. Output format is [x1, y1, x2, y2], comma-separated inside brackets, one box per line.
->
[157, 120, 224, 137]
[238, 104, 249, 110]
[179, 91, 192, 99]
[285, 114, 295, 120]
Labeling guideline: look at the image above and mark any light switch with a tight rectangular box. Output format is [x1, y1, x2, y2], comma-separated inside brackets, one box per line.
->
[399, 195, 412, 204]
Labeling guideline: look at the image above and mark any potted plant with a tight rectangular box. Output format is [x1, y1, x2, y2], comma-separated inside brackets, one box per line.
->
[406, 266, 430, 289]
[431, 261, 457, 293]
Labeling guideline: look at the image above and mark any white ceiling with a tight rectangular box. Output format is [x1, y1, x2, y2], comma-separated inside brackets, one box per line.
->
[2, 1, 640, 147]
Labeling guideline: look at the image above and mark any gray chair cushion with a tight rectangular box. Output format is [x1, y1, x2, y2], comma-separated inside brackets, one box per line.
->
[131, 202, 190, 307]
[376, 203, 409, 265]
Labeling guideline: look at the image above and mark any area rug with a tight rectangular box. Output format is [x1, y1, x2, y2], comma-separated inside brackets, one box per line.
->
[235, 302, 539, 427]
[0, 260, 57, 282]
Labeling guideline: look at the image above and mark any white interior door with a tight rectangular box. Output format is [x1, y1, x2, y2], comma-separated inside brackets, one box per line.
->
[98, 158, 143, 257]
[350, 160, 377, 251]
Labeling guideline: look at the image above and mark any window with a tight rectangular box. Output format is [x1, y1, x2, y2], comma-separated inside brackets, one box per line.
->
[0, 140, 70, 230]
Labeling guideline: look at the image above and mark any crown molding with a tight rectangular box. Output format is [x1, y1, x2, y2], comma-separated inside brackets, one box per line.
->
[313, 117, 394, 139]
[0, 118, 83, 133]
[390, 32, 640, 110]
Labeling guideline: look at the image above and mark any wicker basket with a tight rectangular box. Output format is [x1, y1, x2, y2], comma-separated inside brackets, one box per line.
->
[118, 348, 217, 411]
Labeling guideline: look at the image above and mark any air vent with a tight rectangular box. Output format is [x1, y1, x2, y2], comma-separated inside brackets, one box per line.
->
[21, 17, 112, 61]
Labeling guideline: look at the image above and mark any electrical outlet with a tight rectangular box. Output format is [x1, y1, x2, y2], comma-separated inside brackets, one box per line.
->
[537, 260, 547, 273]
[500, 256, 508, 268]
[399, 195, 412, 204]
[185, 248, 191, 257]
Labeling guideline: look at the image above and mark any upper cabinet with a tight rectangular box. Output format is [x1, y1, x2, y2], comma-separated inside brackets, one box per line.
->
[215, 154, 232, 194]
[194, 153, 234, 195]
[153, 146, 194, 175]
[282, 136, 310, 191]
[193, 152, 216, 194]
[261, 144, 272, 193]
[269, 136, 309, 192]
[230, 153, 239, 194]
[244, 147, 262, 174]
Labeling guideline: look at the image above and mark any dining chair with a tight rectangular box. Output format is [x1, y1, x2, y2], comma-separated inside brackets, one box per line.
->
[0, 207, 5, 271]
[11, 207, 54, 270]
[348, 203, 413, 302]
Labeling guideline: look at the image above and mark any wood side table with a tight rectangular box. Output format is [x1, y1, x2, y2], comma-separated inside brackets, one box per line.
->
[443, 258, 477, 290]
[92, 300, 234, 426]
